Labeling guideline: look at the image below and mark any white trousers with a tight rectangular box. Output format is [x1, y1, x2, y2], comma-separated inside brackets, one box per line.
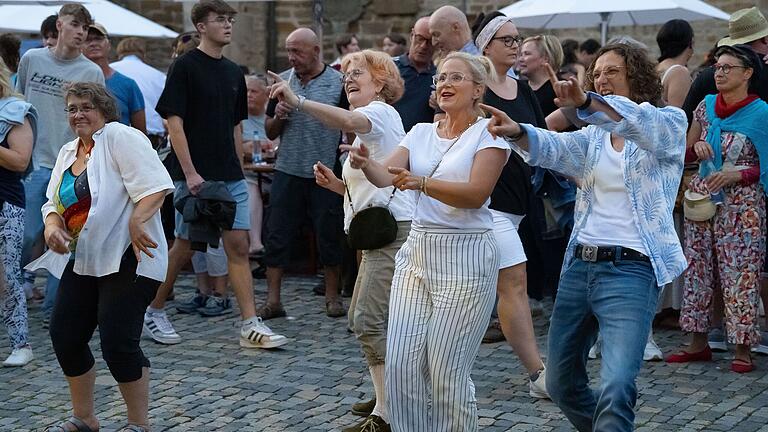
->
[386, 227, 499, 432]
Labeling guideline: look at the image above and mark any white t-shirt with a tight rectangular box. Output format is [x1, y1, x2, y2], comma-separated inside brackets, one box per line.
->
[342, 102, 415, 232]
[110, 55, 167, 135]
[577, 135, 647, 254]
[400, 118, 510, 229]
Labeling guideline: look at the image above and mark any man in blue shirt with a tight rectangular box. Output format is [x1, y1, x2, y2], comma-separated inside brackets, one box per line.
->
[392, 17, 436, 132]
[83, 23, 146, 132]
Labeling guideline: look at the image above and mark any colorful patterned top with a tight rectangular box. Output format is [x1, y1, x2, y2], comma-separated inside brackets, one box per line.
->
[54, 167, 91, 252]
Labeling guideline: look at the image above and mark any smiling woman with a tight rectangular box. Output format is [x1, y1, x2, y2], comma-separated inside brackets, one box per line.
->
[34, 82, 174, 432]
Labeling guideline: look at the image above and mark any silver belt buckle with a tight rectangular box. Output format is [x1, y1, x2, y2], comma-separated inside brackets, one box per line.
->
[581, 245, 598, 262]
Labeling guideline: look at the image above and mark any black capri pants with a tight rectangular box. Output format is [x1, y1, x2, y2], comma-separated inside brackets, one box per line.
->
[49, 249, 159, 383]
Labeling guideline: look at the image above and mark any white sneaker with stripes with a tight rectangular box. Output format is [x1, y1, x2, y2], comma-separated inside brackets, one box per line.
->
[143, 311, 182, 345]
[239, 317, 288, 349]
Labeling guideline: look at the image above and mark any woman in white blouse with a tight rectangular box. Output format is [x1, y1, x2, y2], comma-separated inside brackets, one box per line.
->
[269, 49, 413, 431]
[344, 51, 509, 432]
[34, 83, 173, 432]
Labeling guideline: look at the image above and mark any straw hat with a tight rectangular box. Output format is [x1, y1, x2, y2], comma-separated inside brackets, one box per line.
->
[718, 7, 768, 47]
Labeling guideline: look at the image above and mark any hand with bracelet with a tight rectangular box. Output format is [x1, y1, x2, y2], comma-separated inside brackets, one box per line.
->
[388, 167, 427, 193]
[267, 70, 303, 111]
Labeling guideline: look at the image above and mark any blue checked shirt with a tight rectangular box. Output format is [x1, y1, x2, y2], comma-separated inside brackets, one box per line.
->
[516, 93, 688, 286]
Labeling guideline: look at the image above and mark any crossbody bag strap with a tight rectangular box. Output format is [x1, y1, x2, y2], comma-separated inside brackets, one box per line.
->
[414, 134, 463, 206]
[344, 176, 397, 215]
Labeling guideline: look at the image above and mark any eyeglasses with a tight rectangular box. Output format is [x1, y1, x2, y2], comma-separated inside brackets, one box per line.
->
[65, 104, 96, 115]
[411, 34, 431, 47]
[490, 35, 523, 48]
[432, 72, 473, 86]
[208, 15, 235, 25]
[713, 63, 748, 75]
[341, 69, 365, 83]
[587, 66, 626, 81]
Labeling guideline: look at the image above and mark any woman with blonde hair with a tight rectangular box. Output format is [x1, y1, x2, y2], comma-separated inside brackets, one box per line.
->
[270, 49, 413, 432]
[0, 61, 36, 367]
[344, 51, 509, 431]
[518, 35, 565, 116]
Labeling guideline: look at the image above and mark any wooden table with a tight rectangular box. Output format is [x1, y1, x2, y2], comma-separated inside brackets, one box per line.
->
[243, 162, 275, 174]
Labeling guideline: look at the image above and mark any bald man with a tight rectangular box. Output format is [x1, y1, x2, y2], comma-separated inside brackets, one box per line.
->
[429, 5, 478, 56]
[262, 28, 349, 319]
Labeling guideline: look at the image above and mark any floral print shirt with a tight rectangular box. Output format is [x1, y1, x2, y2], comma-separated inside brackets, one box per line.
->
[516, 93, 688, 286]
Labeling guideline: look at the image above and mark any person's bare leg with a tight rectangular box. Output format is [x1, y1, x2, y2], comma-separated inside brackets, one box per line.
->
[212, 276, 228, 297]
[324, 265, 341, 301]
[117, 367, 150, 429]
[150, 238, 193, 309]
[222, 230, 256, 319]
[194, 273, 212, 296]
[63, 366, 100, 430]
[497, 263, 544, 374]
[247, 181, 264, 253]
[265, 267, 283, 307]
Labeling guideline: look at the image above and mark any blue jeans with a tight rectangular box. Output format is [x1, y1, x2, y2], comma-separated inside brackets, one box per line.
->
[545, 256, 660, 432]
[21, 167, 60, 317]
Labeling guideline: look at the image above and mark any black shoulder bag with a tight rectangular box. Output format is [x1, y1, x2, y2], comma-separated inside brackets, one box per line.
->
[345, 182, 398, 250]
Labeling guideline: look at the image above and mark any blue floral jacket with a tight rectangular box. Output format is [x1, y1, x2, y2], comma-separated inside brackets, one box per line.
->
[517, 93, 688, 286]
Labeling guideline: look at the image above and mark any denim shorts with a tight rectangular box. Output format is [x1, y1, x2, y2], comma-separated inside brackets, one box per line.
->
[174, 180, 251, 239]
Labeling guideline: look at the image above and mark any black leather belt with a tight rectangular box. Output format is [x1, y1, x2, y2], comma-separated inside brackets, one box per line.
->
[574, 244, 650, 263]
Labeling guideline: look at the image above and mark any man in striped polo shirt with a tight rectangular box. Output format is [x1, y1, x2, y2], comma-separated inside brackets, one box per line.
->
[263, 28, 348, 319]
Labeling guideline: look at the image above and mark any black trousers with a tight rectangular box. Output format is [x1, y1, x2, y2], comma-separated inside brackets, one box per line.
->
[49, 249, 159, 383]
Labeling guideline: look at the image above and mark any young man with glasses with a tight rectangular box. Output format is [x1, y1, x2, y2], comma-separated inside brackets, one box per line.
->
[16, 3, 104, 327]
[147, 0, 288, 349]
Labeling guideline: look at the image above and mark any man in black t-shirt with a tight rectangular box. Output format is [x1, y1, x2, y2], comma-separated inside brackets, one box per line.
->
[145, 0, 287, 350]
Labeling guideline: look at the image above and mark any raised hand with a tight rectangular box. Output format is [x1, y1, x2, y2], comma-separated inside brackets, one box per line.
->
[267, 70, 299, 108]
[313, 161, 344, 195]
[388, 167, 421, 191]
[339, 143, 371, 169]
[546, 63, 588, 108]
[479, 103, 521, 139]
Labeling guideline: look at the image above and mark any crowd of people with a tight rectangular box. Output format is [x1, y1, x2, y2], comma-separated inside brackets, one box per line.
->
[1, 0, 768, 431]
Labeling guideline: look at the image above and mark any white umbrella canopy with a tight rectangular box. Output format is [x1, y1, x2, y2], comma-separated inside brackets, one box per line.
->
[500, 0, 730, 44]
[0, 0, 178, 38]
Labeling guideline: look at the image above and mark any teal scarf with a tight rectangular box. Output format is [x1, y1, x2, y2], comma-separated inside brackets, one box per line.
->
[702, 94, 768, 193]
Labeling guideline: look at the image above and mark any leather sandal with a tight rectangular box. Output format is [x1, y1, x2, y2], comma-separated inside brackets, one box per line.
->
[45, 417, 98, 432]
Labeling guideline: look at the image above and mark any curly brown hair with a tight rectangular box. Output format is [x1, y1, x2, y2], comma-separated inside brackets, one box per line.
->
[585, 43, 662, 106]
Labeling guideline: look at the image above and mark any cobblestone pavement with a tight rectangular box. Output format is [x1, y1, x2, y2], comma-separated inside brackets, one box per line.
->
[3, 274, 768, 431]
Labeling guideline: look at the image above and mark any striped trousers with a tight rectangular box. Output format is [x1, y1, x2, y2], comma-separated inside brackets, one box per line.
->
[386, 227, 499, 432]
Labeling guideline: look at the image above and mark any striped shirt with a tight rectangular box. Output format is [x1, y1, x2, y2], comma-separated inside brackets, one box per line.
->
[269, 65, 345, 178]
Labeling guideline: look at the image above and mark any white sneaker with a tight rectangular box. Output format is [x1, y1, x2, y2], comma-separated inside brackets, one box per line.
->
[528, 367, 550, 399]
[143, 311, 182, 345]
[644, 334, 663, 361]
[239, 317, 288, 349]
[751, 331, 768, 355]
[3, 346, 33, 367]
[588, 338, 601, 359]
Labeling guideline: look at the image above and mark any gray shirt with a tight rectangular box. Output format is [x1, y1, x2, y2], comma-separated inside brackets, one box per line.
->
[267, 66, 346, 178]
[16, 48, 104, 169]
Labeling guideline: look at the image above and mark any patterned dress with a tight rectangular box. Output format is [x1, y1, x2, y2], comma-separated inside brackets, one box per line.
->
[680, 101, 765, 345]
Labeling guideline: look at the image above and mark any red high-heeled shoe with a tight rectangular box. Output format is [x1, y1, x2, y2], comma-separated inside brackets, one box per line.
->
[665, 346, 713, 363]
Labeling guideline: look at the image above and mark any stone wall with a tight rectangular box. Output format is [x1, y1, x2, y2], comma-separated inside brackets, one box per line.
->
[109, 0, 766, 74]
